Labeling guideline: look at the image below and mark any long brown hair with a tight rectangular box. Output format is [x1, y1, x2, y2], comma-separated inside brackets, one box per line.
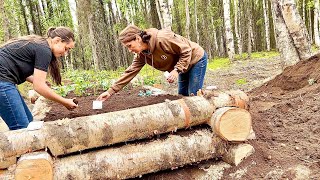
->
[0, 26, 75, 85]
[47, 27, 75, 85]
[119, 25, 151, 44]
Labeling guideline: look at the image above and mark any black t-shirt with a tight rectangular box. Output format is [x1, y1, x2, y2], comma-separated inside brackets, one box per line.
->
[0, 40, 53, 84]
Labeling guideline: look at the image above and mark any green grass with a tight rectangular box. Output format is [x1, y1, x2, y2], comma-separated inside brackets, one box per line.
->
[208, 51, 280, 71]
[207, 57, 231, 70]
[235, 78, 247, 85]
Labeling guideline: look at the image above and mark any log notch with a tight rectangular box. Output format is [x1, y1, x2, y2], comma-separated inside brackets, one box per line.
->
[15, 151, 53, 180]
[53, 130, 227, 179]
[210, 107, 252, 141]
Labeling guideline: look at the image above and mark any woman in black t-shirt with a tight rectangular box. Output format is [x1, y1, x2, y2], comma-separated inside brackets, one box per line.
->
[0, 26, 78, 130]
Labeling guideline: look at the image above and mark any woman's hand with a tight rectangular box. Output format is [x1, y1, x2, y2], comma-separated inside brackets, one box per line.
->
[167, 69, 179, 83]
[97, 91, 111, 101]
[63, 98, 78, 110]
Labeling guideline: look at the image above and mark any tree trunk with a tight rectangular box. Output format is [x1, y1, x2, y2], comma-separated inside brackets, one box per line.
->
[263, 0, 271, 51]
[308, 4, 313, 43]
[247, 1, 253, 59]
[173, 0, 183, 35]
[233, 0, 242, 55]
[185, 0, 190, 39]
[53, 130, 227, 179]
[271, 0, 300, 66]
[88, 15, 99, 71]
[194, 0, 199, 43]
[156, 0, 173, 29]
[223, 0, 235, 60]
[314, 0, 320, 47]
[281, 0, 311, 60]
[150, 0, 162, 29]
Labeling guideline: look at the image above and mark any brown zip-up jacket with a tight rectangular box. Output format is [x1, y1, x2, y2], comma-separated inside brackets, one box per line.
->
[107, 28, 205, 95]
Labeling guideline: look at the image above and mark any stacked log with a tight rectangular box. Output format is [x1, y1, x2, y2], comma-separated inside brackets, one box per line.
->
[0, 90, 254, 179]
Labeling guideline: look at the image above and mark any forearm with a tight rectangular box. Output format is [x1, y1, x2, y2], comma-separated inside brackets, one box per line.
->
[26, 76, 34, 83]
[33, 83, 66, 106]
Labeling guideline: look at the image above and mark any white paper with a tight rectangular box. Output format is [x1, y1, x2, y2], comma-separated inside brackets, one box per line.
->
[164, 71, 170, 78]
[93, 100, 103, 109]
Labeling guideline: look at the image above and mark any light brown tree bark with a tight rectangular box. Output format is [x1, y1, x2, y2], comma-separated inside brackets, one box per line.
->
[0, 92, 251, 168]
[53, 130, 227, 179]
[271, 0, 300, 66]
[281, 0, 311, 60]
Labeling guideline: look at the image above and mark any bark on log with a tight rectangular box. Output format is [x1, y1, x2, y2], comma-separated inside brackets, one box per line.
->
[45, 96, 214, 156]
[0, 92, 251, 168]
[15, 152, 53, 180]
[222, 144, 255, 166]
[53, 130, 227, 179]
[210, 107, 252, 141]
[0, 128, 46, 168]
[203, 90, 249, 110]
[0, 169, 14, 180]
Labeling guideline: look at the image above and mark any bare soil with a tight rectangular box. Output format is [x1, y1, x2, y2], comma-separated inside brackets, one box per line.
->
[43, 88, 182, 122]
[43, 54, 320, 179]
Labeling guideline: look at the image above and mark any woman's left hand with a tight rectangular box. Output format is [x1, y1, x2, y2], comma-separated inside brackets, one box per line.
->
[167, 69, 179, 83]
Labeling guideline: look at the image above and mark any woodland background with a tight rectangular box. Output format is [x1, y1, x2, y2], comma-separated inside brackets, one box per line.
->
[0, 0, 318, 71]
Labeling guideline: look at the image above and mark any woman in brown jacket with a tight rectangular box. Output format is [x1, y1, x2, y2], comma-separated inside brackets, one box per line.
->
[97, 25, 207, 101]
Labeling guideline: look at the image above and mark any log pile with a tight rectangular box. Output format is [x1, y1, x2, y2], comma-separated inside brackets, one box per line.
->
[0, 90, 254, 179]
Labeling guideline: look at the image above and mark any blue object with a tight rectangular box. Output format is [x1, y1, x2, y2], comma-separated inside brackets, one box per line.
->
[0, 81, 33, 130]
[178, 51, 208, 96]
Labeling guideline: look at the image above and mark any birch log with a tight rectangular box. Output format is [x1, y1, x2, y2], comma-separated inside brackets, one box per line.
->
[210, 107, 252, 141]
[0, 92, 251, 168]
[15, 152, 53, 180]
[53, 130, 227, 179]
[45, 96, 214, 156]
[0, 128, 46, 168]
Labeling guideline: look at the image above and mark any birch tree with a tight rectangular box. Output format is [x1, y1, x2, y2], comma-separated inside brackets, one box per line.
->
[233, 0, 242, 55]
[194, 0, 199, 43]
[271, 0, 300, 66]
[263, 0, 271, 51]
[185, 0, 190, 39]
[223, 0, 235, 60]
[314, 0, 320, 47]
[281, 0, 311, 60]
[156, 0, 173, 29]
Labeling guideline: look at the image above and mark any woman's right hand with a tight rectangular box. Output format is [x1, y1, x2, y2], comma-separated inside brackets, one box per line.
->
[63, 98, 78, 110]
[97, 91, 111, 101]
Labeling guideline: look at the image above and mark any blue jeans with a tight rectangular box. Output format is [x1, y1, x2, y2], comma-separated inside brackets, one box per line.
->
[0, 81, 33, 130]
[178, 52, 208, 96]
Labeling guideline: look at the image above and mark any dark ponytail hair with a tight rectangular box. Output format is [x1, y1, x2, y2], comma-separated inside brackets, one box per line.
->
[46, 27, 75, 85]
[139, 31, 151, 43]
[119, 25, 151, 44]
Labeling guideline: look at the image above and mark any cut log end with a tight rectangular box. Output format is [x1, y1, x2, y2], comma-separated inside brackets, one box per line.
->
[15, 152, 53, 180]
[210, 107, 252, 141]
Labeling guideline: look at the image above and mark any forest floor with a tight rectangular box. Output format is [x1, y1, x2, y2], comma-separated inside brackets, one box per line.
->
[42, 54, 320, 179]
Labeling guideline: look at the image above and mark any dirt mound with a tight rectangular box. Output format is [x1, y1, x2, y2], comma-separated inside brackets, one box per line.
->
[231, 56, 320, 179]
[251, 54, 320, 95]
